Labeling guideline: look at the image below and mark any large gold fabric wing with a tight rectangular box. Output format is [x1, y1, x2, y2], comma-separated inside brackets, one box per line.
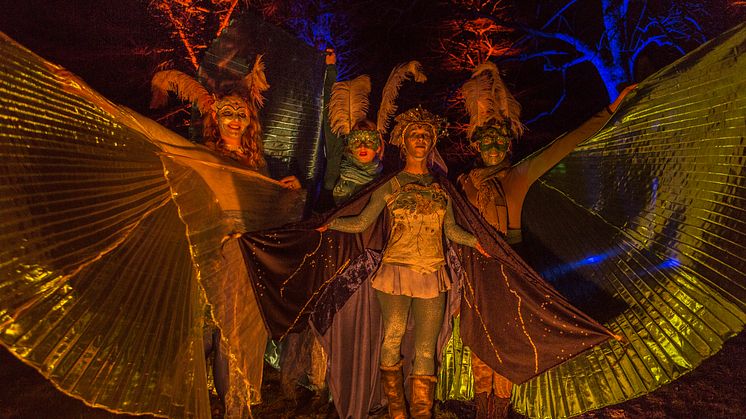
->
[514, 23, 746, 418]
[0, 33, 303, 417]
[0, 33, 209, 417]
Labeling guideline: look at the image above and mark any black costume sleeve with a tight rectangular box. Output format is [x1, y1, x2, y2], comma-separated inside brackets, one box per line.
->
[322, 64, 343, 191]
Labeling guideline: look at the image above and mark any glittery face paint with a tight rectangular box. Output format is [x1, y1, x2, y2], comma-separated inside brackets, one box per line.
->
[215, 96, 250, 144]
[346, 130, 381, 164]
[477, 127, 511, 167]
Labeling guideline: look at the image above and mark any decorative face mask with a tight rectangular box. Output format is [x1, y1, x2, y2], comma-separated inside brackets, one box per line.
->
[474, 124, 513, 167]
[346, 130, 381, 164]
[403, 123, 436, 161]
[215, 95, 250, 144]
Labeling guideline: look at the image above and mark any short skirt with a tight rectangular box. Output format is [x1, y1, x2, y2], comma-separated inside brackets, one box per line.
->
[371, 263, 451, 298]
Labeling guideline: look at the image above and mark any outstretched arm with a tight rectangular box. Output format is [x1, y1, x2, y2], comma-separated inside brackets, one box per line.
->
[517, 84, 637, 185]
[327, 180, 391, 233]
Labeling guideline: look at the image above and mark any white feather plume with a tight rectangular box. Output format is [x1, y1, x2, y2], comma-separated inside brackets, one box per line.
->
[329, 75, 371, 136]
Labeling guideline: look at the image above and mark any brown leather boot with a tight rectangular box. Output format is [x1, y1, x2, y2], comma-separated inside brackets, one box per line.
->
[409, 375, 437, 418]
[474, 391, 490, 419]
[380, 361, 408, 419]
[493, 396, 511, 418]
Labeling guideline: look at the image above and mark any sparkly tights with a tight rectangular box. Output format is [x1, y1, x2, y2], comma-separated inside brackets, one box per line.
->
[376, 290, 446, 375]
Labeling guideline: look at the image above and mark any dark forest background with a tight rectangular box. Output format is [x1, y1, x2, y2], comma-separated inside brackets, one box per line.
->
[2, 0, 743, 168]
[1, 2, 745, 418]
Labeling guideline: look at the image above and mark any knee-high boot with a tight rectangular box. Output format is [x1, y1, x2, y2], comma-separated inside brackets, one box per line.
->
[471, 353, 494, 419]
[492, 371, 513, 418]
[409, 375, 437, 418]
[380, 361, 408, 419]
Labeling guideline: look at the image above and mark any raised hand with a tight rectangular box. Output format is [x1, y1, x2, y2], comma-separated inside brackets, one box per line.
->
[609, 84, 638, 113]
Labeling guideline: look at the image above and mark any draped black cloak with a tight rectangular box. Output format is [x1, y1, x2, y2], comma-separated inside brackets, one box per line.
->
[240, 170, 616, 417]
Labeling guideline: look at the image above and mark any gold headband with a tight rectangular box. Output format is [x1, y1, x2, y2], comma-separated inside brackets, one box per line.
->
[214, 95, 249, 112]
[389, 106, 447, 146]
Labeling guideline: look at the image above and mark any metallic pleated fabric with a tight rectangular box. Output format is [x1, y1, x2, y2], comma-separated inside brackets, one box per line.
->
[200, 11, 327, 185]
[513, 23, 746, 418]
[0, 31, 305, 418]
[437, 316, 475, 400]
[0, 32, 209, 417]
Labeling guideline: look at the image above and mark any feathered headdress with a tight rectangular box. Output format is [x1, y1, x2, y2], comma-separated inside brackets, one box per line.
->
[150, 55, 269, 114]
[241, 55, 270, 108]
[461, 61, 523, 139]
[389, 106, 447, 147]
[328, 75, 371, 136]
[328, 60, 427, 137]
[377, 61, 427, 135]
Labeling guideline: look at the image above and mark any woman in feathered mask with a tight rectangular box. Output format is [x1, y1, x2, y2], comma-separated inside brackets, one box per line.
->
[326, 61, 428, 205]
[151, 56, 300, 189]
[456, 62, 634, 418]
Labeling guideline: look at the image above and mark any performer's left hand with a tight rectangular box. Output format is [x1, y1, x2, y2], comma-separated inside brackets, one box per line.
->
[608, 84, 638, 113]
[476, 242, 490, 258]
[279, 176, 302, 190]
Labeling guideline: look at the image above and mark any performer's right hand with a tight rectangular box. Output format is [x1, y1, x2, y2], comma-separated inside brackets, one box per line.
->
[325, 48, 336, 65]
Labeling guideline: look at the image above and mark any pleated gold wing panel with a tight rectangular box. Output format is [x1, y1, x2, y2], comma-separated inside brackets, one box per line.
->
[161, 154, 307, 410]
[514, 23, 746, 418]
[201, 11, 327, 185]
[0, 34, 210, 418]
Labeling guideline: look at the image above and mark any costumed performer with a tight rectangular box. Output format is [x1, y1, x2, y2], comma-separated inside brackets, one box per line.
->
[151, 57, 297, 415]
[283, 59, 429, 403]
[241, 107, 619, 419]
[320, 106, 489, 418]
[450, 62, 635, 418]
[152, 59, 300, 189]
[327, 61, 427, 205]
[0, 32, 309, 419]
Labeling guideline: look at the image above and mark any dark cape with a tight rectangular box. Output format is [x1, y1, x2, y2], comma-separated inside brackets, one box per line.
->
[240, 170, 616, 417]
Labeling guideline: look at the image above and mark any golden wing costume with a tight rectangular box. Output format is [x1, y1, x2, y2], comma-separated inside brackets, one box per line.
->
[0, 32, 305, 418]
[511, 23, 746, 418]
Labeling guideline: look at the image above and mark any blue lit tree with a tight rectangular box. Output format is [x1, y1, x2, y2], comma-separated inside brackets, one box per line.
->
[516, 0, 707, 116]
[440, 0, 717, 120]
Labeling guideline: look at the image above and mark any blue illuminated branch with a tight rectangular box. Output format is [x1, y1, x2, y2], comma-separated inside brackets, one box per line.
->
[629, 35, 680, 76]
[525, 70, 567, 124]
[518, 24, 623, 101]
[540, 0, 579, 30]
[458, 0, 707, 120]
[502, 50, 571, 63]
[520, 27, 598, 59]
